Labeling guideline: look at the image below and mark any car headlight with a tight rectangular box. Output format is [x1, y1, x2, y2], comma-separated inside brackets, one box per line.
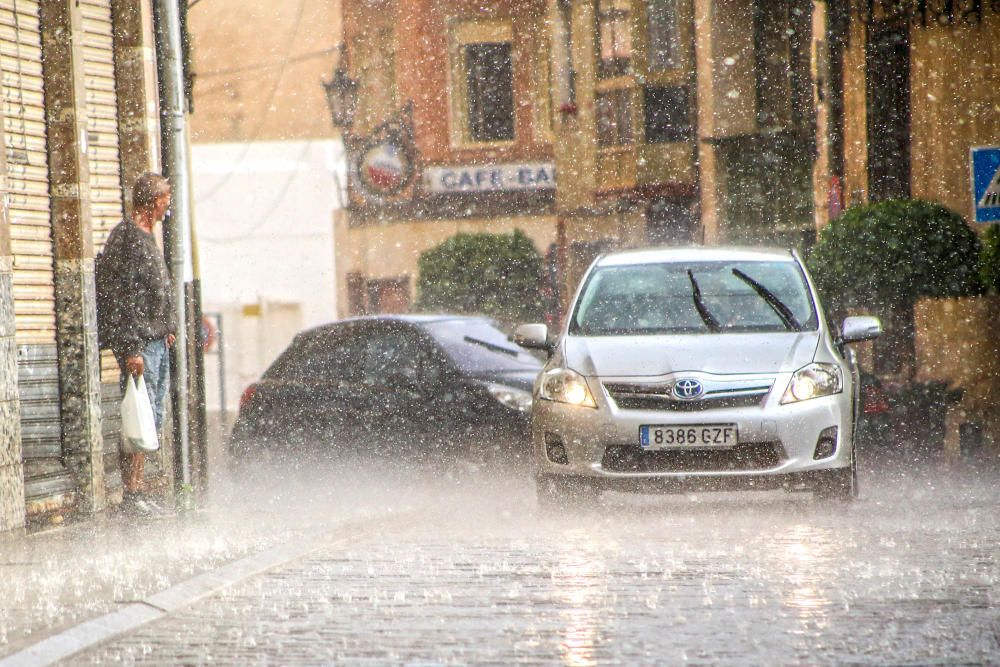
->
[781, 363, 843, 404]
[485, 382, 533, 413]
[538, 368, 597, 408]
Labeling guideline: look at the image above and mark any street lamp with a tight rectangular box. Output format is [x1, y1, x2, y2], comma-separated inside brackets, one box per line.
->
[323, 43, 359, 129]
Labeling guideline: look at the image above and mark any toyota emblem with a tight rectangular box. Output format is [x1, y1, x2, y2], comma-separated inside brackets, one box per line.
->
[673, 378, 704, 400]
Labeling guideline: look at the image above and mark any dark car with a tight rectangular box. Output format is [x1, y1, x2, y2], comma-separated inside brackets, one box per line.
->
[229, 315, 543, 463]
[855, 371, 893, 458]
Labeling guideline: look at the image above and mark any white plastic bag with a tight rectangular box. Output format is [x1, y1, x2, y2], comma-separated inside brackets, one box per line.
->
[121, 375, 159, 453]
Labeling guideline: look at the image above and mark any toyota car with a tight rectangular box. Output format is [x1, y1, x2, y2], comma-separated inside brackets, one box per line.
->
[514, 247, 882, 506]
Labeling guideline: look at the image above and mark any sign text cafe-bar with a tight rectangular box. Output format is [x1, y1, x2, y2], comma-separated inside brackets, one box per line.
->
[423, 163, 556, 194]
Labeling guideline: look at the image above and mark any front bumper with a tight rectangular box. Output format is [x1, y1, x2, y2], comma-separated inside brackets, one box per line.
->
[532, 375, 853, 482]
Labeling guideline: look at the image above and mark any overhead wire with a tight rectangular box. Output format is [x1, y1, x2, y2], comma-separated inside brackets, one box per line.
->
[195, 0, 310, 203]
[197, 46, 338, 79]
[198, 139, 324, 242]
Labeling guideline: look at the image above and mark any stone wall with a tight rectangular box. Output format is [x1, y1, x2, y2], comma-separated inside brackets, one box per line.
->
[42, 0, 107, 514]
[0, 257, 25, 532]
[0, 78, 25, 530]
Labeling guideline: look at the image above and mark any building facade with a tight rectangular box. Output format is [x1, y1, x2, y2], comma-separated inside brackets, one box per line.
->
[811, 1, 1000, 453]
[187, 0, 344, 424]
[338, 0, 819, 312]
[0, 0, 164, 532]
[336, 0, 559, 315]
[548, 0, 817, 294]
[813, 1, 1000, 223]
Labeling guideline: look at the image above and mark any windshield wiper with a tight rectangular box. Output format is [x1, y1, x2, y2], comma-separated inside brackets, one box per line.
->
[687, 270, 721, 332]
[463, 335, 519, 357]
[731, 268, 802, 331]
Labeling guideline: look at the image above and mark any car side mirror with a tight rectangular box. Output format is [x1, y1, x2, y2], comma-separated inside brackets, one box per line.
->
[513, 323, 552, 352]
[841, 316, 882, 343]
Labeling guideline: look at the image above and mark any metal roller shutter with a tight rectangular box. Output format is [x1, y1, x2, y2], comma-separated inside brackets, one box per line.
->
[1, 0, 53, 344]
[81, 0, 124, 254]
[17, 345, 73, 516]
[1, 0, 73, 518]
[81, 0, 126, 492]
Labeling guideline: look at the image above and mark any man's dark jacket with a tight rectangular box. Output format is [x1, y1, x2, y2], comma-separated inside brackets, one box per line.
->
[96, 219, 177, 358]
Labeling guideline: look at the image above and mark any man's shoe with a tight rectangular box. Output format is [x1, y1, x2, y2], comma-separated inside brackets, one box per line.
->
[132, 498, 155, 515]
[119, 495, 161, 519]
[142, 497, 174, 515]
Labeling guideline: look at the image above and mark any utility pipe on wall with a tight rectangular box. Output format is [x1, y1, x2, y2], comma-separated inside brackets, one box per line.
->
[152, 0, 192, 488]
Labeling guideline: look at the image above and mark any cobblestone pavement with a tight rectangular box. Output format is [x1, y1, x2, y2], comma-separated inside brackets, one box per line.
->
[0, 458, 435, 657]
[65, 462, 1000, 666]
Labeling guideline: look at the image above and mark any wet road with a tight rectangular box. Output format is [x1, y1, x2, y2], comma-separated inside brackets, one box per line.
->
[63, 460, 1000, 665]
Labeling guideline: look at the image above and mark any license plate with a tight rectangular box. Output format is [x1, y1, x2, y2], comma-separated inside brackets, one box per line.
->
[640, 424, 738, 449]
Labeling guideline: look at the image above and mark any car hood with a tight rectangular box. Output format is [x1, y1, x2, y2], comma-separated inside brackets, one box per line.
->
[562, 332, 821, 377]
[468, 369, 540, 392]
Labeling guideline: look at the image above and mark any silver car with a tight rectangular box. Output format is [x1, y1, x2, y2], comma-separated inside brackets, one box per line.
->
[515, 247, 882, 505]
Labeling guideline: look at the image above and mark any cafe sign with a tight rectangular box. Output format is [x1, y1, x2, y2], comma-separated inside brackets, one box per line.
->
[423, 163, 556, 194]
[355, 140, 414, 198]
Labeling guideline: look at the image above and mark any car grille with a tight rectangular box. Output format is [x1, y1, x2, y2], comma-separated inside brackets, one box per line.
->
[603, 382, 771, 411]
[601, 443, 782, 473]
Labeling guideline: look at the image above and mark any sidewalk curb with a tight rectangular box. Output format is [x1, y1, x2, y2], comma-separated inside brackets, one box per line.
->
[0, 516, 383, 667]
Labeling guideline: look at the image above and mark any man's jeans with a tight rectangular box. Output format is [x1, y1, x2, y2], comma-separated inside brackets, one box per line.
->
[116, 338, 170, 431]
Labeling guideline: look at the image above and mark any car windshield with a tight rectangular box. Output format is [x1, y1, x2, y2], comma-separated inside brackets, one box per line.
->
[424, 319, 543, 373]
[570, 260, 818, 336]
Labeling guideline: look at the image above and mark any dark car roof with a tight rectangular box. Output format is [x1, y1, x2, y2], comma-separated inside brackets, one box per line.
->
[263, 313, 540, 387]
[296, 313, 493, 338]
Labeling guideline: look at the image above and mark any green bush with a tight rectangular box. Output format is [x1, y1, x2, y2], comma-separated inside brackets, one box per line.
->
[416, 230, 546, 322]
[980, 224, 1000, 293]
[809, 199, 984, 311]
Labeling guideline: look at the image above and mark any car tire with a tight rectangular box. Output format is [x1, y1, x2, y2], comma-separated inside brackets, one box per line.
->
[535, 474, 599, 510]
[813, 449, 858, 502]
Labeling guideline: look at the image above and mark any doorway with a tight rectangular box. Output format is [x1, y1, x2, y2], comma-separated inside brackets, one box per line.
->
[647, 198, 696, 245]
[367, 277, 411, 314]
[866, 22, 911, 202]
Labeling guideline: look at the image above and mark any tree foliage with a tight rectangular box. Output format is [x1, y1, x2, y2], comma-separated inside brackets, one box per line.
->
[416, 230, 545, 322]
[808, 199, 984, 311]
[979, 224, 1000, 294]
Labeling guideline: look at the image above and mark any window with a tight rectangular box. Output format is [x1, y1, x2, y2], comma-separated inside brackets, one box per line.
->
[265, 329, 366, 383]
[596, 88, 633, 147]
[362, 329, 429, 384]
[597, 0, 633, 78]
[646, 0, 680, 71]
[553, 0, 577, 108]
[346, 272, 368, 316]
[644, 85, 692, 142]
[753, 0, 809, 129]
[465, 42, 515, 143]
[366, 277, 411, 314]
[647, 199, 695, 244]
[534, 32, 555, 142]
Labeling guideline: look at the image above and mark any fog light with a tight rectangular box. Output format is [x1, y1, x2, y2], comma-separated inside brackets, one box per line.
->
[545, 432, 569, 465]
[813, 426, 838, 460]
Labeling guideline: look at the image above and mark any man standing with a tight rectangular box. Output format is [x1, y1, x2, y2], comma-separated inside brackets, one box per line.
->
[96, 172, 177, 516]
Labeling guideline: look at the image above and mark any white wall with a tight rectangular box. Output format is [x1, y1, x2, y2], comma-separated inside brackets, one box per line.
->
[192, 139, 345, 418]
[192, 139, 345, 327]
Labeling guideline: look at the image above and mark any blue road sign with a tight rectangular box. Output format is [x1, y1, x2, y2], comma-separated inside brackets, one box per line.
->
[971, 146, 1000, 223]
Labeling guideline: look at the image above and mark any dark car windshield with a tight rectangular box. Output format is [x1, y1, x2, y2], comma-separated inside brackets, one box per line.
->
[571, 260, 818, 336]
[423, 319, 543, 374]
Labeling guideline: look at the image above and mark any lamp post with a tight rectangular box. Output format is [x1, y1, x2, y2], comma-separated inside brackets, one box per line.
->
[323, 43, 359, 130]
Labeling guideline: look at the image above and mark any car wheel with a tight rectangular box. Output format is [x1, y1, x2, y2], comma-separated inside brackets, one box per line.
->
[535, 474, 599, 510]
[813, 449, 858, 502]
